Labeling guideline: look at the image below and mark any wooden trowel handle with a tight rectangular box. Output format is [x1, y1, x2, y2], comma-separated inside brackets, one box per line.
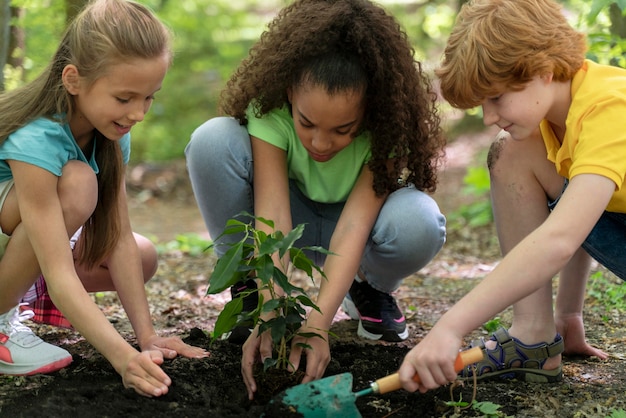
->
[372, 346, 484, 394]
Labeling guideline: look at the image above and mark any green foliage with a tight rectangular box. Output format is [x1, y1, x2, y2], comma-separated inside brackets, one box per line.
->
[449, 165, 493, 228]
[207, 212, 331, 371]
[569, 0, 626, 68]
[6, 1, 626, 163]
[128, 0, 282, 162]
[473, 401, 506, 417]
[607, 408, 626, 418]
[156, 233, 212, 256]
[5, 0, 281, 162]
[445, 395, 506, 417]
[483, 316, 502, 333]
[587, 271, 626, 323]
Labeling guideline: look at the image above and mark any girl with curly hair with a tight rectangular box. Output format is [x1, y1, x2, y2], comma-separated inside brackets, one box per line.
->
[186, 0, 446, 398]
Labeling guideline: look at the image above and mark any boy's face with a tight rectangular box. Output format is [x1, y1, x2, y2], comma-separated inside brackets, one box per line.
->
[480, 75, 553, 141]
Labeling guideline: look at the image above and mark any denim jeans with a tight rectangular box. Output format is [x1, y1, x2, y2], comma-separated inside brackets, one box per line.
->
[549, 179, 626, 280]
[185, 117, 447, 293]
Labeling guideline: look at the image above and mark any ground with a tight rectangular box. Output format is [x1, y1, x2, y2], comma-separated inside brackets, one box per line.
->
[1, 129, 625, 417]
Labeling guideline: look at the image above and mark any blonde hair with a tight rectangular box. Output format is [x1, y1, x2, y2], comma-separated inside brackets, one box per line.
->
[436, 0, 587, 109]
[0, 0, 172, 267]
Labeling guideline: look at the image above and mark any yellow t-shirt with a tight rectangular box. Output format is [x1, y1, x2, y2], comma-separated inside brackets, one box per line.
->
[540, 59, 626, 213]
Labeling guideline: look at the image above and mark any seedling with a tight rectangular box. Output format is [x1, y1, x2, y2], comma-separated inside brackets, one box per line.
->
[206, 213, 331, 371]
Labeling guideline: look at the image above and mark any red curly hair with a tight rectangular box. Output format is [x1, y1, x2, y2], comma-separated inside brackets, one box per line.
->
[436, 0, 587, 109]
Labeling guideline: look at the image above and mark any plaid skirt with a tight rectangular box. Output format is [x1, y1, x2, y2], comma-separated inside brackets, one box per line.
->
[21, 276, 72, 329]
[17, 228, 81, 329]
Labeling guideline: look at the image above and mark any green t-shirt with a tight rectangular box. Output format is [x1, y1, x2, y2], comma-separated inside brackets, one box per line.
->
[246, 106, 371, 203]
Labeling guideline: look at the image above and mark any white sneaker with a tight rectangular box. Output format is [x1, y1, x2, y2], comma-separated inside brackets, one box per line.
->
[0, 304, 72, 375]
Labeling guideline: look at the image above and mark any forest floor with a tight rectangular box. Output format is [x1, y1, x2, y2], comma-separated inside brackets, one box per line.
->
[1, 128, 625, 418]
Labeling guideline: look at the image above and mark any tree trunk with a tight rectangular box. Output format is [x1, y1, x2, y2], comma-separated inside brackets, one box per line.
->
[609, 2, 626, 38]
[0, 0, 10, 91]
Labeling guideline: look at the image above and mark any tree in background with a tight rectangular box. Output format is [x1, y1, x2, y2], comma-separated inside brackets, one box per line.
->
[1, 0, 625, 162]
[0, 0, 11, 91]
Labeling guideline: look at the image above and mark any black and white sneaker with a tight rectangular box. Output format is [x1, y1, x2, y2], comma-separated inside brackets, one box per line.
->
[341, 280, 408, 342]
[222, 279, 258, 344]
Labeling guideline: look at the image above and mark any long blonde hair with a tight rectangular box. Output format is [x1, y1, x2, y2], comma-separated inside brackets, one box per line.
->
[0, 0, 172, 268]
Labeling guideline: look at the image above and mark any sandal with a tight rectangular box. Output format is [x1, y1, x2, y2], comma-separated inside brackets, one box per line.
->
[460, 327, 564, 383]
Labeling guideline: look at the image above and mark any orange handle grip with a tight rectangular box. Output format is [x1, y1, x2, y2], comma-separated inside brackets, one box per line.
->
[372, 346, 484, 394]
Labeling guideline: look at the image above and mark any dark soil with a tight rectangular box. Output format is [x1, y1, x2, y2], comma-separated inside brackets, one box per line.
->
[1, 130, 625, 417]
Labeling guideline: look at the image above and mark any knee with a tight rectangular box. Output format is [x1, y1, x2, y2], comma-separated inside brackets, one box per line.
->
[135, 233, 158, 282]
[486, 130, 513, 176]
[186, 117, 246, 164]
[412, 194, 447, 252]
[58, 161, 98, 226]
[384, 189, 446, 249]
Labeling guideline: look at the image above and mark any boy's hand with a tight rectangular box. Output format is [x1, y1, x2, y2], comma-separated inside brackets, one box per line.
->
[121, 350, 171, 397]
[398, 326, 463, 393]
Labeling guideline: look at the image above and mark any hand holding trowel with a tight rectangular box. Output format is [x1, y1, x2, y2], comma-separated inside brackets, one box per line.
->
[267, 346, 484, 417]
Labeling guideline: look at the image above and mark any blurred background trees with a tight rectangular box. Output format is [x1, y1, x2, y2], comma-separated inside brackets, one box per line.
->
[1, 0, 625, 163]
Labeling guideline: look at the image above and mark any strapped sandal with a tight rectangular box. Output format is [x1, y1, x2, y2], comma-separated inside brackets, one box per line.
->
[461, 327, 564, 383]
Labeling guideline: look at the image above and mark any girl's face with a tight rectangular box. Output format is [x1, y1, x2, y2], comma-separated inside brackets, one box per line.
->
[481, 74, 554, 140]
[288, 83, 365, 162]
[64, 54, 170, 147]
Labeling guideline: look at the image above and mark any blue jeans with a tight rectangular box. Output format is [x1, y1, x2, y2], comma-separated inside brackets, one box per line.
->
[549, 179, 626, 280]
[185, 117, 447, 293]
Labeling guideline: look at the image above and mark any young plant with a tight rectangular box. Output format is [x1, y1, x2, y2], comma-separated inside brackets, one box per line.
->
[207, 213, 331, 371]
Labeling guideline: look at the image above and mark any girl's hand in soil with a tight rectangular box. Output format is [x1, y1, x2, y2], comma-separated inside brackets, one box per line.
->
[288, 326, 330, 384]
[555, 313, 608, 359]
[241, 325, 273, 400]
[398, 326, 462, 393]
[141, 334, 210, 359]
[122, 350, 172, 398]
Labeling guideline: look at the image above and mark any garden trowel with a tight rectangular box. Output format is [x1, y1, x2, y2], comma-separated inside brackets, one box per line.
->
[268, 346, 483, 417]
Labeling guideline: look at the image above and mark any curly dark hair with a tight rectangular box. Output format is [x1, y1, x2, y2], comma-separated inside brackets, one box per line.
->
[219, 0, 445, 195]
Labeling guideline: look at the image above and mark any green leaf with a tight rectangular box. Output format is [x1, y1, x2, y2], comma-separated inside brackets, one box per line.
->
[263, 357, 277, 372]
[207, 242, 246, 294]
[296, 295, 321, 313]
[257, 235, 282, 257]
[262, 298, 281, 313]
[473, 401, 502, 415]
[255, 254, 275, 283]
[221, 218, 249, 235]
[294, 342, 313, 350]
[285, 311, 305, 325]
[213, 298, 243, 338]
[270, 317, 286, 345]
[298, 331, 324, 339]
[290, 248, 313, 276]
[279, 224, 305, 258]
[254, 215, 275, 229]
[271, 267, 300, 294]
